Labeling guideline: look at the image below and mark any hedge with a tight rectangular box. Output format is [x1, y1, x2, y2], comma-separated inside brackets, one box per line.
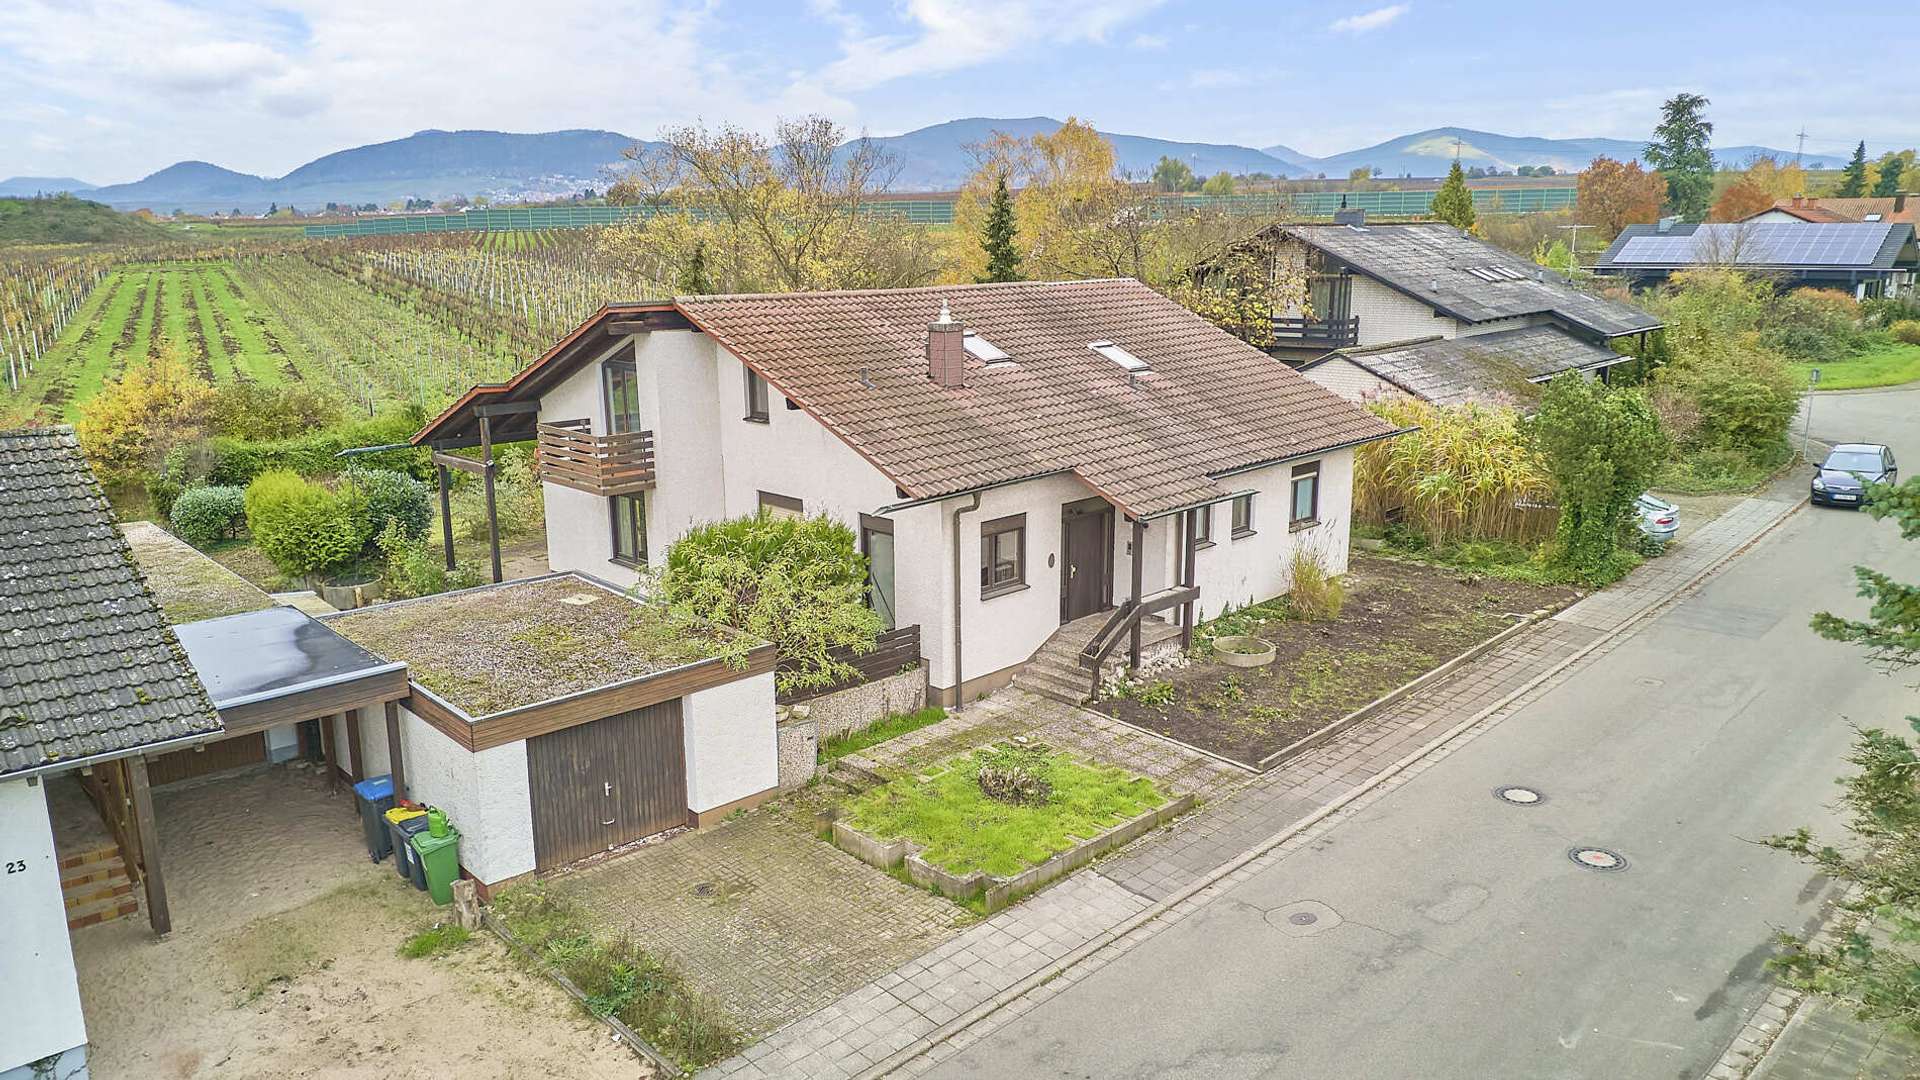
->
[244, 470, 371, 578]
[169, 485, 247, 548]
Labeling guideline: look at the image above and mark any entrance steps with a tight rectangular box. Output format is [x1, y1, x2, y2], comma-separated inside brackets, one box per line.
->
[61, 844, 137, 930]
[1015, 612, 1182, 705]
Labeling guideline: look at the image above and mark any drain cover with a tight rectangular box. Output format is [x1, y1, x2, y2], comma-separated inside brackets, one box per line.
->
[1288, 911, 1318, 926]
[692, 882, 716, 897]
[1569, 847, 1627, 871]
[1267, 900, 1341, 937]
[1494, 786, 1544, 806]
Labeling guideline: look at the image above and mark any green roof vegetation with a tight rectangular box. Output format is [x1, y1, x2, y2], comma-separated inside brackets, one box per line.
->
[328, 574, 745, 716]
[120, 521, 274, 623]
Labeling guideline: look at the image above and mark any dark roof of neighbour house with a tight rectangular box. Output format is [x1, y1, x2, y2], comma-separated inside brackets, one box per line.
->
[1744, 197, 1916, 225]
[1595, 222, 1917, 272]
[414, 278, 1402, 520]
[1279, 222, 1661, 339]
[1305, 325, 1625, 407]
[0, 429, 222, 777]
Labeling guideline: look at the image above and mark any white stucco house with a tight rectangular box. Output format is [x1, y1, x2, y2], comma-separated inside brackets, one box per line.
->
[412, 278, 1400, 707]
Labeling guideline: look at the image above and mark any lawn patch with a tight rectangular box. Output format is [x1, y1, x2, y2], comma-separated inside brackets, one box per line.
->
[820, 706, 947, 762]
[1793, 342, 1920, 391]
[399, 922, 472, 958]
[842, 746, 1166, 878]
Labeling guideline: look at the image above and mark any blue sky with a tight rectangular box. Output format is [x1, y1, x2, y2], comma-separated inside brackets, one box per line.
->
[2, 0, 1916, 184]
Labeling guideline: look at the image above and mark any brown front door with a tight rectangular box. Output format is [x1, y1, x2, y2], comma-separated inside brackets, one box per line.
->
[527, 700, 687, 870]
[1061, 503, 1112, 623]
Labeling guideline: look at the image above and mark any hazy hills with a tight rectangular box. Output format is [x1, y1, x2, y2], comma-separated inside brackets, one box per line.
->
[4, 119, 1843, 215]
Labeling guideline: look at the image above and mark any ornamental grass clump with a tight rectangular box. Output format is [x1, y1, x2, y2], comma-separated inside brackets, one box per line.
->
[975, 745, 1054, 806]
[1286, 550, 1345, 622]
[1353, 397, 1554, 546]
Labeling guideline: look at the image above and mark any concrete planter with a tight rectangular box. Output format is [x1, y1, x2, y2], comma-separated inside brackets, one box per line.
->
[319, 578, 384, 610]
[832, 790, 1197, 914]
[1212, 635, 1276, 668]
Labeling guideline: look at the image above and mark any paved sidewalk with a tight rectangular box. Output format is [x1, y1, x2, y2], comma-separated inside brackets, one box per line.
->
[1751, 998, 1920, 1080]
[702, 481, 1805, 1079]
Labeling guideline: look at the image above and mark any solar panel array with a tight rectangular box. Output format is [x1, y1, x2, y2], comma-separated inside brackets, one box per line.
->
[1613, 223, 1894, 267]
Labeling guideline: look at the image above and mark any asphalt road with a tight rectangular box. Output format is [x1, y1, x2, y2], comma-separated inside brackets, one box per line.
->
[926, 386, 1920, 1080]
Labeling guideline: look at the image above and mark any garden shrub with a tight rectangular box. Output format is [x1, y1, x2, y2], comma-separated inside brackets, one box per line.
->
[1762, 288, 1866, 361]
[657, 513, 881, 693]
[74, 352, 212, 487]
[347, 466, 431, 542]
[1286, 549, 1345, 621]
[206, 381, 345, 441]
[975, 745, 1054, 806]
[375, 521, 482, 599]
[168, 485, 246, 548]
[1533, 374, 1666, 584]
[1891, 320, 1920, 346]
[1353, 398, 1553, 546]
[244, 470, 370, 578]
[1654, 333, 1800, 457]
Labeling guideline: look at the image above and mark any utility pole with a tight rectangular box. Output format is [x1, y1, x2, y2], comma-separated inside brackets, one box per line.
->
[1794, 127, 1808, 166]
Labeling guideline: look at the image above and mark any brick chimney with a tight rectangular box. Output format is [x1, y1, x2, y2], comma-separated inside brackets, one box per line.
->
[927, 299, 966, 388]
[1791, 194, 1805, 208]
[1897, 192, 1909, 214]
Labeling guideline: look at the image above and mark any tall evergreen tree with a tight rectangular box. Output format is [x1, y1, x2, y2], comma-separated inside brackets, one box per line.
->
[1643, 92, 1715, 221]
[1837, 141, 1871, 198]
[977, 175, 1023, 283]
[1431, 160, 1476, 229]
[1872, 153, 1907, 199]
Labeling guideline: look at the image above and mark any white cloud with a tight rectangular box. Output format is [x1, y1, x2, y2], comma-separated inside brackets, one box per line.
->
[1130, 32, 1168, 49]
[814, 0, 1166, 94]
[1329, 4, 1409, 34]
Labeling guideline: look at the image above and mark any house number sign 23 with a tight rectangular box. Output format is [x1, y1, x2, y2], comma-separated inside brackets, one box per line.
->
[4, 859, 27, 874]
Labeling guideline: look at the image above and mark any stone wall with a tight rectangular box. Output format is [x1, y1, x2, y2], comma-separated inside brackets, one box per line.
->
[774, 665, 928, 792]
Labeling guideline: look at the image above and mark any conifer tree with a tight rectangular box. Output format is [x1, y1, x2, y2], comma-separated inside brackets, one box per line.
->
[977, 175, 1023, 283]
[1643, 93, 1715, 221]
[1871, 154, 1906, 199]
[1431, 160, 1476, 229]
[1838, 141, 1870, 198]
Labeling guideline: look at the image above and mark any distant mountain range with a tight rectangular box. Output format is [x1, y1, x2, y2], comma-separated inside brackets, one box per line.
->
[2, 120, 1846, 214]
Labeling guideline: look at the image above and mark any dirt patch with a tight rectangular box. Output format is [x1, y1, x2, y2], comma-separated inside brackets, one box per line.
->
[73, 872, 647, 1080]
[1091, 555, 1577, 767]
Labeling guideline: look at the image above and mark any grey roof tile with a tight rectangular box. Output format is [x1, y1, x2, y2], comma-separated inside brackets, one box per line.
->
[0, 428, 220, 776]
[1316, 325, 1623, 407]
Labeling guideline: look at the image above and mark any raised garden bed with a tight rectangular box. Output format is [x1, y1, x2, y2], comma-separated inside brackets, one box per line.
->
[1093, 555, 1577, 768]
[832, 745, 1186, 912]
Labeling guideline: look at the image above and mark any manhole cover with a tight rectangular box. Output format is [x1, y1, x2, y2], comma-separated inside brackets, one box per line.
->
[1267, 900, 1341, 936]
[1494, 786, 1544, 806]
[692, 882, 716, 897]
[1288, 911, 1318, 926]
[1569, 847, 1627, 872]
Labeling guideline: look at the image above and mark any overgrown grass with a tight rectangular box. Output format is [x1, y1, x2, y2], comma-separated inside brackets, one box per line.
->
[1655, 442, 1792, 495]
[399, 923, 472, 958]
[492, 885, 742, 1069]
[1793, 342, 1920, 391]
[842, 748, 1166, 877]
[820, 706, 947, 762]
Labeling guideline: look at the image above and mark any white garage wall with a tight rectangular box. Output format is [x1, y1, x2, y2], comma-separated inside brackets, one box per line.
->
[398, 707, 535, 885]
[682, 670, 779, 814]
[0, 779, 88, 1075]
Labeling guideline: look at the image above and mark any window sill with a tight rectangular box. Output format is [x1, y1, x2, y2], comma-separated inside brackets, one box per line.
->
[1289, 519, 1320, 533]
[742, 414, 770, 425]
[1231, 528, 1256, 540]
[610, 555, 646, 570]
[981, 582, 1030, 601]
[1191, 539, 1217, 551]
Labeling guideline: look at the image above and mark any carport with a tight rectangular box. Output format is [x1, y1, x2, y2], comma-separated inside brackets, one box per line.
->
[85, 606, 410, 935]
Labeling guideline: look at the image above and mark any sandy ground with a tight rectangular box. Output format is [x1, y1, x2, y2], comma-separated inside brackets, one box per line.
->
[68, 766, 650, 1079]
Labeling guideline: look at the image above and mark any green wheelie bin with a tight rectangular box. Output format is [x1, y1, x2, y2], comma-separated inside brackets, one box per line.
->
[411, 827, 461, 906]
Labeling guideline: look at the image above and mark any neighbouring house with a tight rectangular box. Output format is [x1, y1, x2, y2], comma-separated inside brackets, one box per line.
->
[0, 429, 223, 1080]
[1299, 323, 1627, 407]
[410, 278, 1400, 708]
[1592, 220, 1919, 298]
[1740, 193, 1916, 225]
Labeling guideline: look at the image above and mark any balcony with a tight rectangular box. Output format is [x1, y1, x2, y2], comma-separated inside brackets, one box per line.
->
[536, 420, 656, 496]
[1271, 315, 1360, 349]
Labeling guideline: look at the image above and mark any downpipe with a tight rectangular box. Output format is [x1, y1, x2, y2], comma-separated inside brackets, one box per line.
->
[949, 493, 982, 710]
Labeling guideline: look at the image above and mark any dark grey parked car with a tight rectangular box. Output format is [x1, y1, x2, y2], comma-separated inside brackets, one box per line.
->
[1811, 443, 1898, 508]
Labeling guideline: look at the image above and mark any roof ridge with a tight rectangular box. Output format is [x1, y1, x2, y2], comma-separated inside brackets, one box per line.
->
[674, 278, 1142, 305]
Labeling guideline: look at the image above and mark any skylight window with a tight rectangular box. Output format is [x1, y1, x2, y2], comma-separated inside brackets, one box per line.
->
[1464, 265, 1526, 283]
[1089, 340, 1149, 372]
[963, 330, 1012, 364]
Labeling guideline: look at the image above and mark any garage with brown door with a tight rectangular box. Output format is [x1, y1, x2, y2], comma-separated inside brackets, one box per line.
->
[527, 700, 689, 869]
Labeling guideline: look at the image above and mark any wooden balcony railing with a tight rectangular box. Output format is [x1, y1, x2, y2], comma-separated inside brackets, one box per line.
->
[1272, 315, 1360, 348]
[536, 420, 656, 497]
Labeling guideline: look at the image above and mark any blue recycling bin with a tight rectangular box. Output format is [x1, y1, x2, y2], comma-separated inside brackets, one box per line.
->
[352, 775, 395, 862]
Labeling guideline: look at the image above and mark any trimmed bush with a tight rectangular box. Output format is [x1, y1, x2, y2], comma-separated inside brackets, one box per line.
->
[347, 466, 431, 543]
[244, 470, 370, 579]
[168, 485, 246, 548]
[376, 520, 483, 599]
[1891, 320, 1920, 346]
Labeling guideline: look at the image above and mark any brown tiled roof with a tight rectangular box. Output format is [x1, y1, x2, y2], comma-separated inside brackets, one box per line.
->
[1756, 197, 1916, 225]
[674, 279, 1398, 518]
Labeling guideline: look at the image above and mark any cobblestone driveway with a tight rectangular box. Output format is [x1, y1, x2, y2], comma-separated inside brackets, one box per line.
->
[555, 798, 972, 1036]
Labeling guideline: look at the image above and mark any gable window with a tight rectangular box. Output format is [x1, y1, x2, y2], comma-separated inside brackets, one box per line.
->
[980, 513, 1026, 598]
[603, 354, 641, 435]
[610, 494, 647, 566]
[1290, 461, 1321, 529]
[744, 366, 770, 423]
[1190, 504, 1214, 547]
[758, 491, 803, 520]
[1231, 494, 1254, 538]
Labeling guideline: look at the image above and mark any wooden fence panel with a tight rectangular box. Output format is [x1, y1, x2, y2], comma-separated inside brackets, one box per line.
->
[777, 624, 922, 704]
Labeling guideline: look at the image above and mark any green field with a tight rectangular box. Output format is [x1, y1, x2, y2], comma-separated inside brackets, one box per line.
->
[1793, 342, 1920, 391]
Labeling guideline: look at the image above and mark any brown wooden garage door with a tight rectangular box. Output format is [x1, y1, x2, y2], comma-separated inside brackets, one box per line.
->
[147, 733, 268, 786]
[527, 700, 687, 871]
